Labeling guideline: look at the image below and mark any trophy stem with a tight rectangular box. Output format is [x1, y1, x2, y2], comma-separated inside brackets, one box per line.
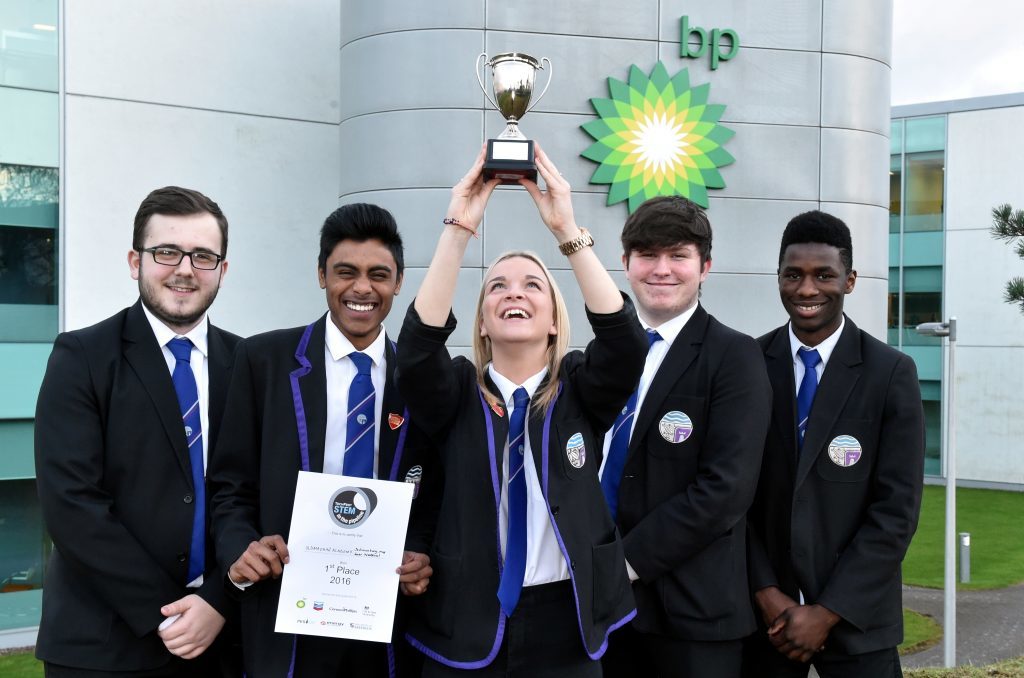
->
[498, 120, 526, 140]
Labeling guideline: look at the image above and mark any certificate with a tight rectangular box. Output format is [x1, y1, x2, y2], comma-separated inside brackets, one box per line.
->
[274, 471, 414, 643]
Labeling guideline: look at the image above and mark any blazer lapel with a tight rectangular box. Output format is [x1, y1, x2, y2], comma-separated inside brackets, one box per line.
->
[298, 316, 329, 473]
[206, 324, 232, 454]
[122, 302, 191, 479]
[484, 373, 510, 474]
[378, 337, 403, 481]
[794, 318, 863, 488]
[764, 326, 798, 476]
[629, 305, 707, 460]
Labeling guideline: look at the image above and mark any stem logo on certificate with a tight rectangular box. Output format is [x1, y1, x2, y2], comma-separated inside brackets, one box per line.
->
[275, 471, 414, 643]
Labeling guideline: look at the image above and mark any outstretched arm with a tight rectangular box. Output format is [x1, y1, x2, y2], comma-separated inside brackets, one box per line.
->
[414, 147, 500, 327]
[521, 145, 622, 314]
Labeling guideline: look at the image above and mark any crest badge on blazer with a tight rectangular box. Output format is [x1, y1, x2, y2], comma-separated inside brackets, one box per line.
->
[388, 412, 404, 430]
[658, 411, 693, 444]
[565, 432, 586, 469]
[828, 435, 862, 467]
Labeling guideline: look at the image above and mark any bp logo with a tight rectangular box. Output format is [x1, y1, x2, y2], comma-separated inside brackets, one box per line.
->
[581, 62, 735, 212]
[328, 487, 378, 529]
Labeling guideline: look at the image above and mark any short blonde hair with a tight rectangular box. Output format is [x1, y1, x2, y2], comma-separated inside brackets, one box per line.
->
[472, 251, 571, 414]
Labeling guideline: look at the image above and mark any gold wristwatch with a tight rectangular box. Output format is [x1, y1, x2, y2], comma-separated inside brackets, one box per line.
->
[558, 227, 594, 256]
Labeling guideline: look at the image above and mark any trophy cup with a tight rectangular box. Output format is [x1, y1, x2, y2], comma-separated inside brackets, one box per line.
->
[476, 52, 552, 183]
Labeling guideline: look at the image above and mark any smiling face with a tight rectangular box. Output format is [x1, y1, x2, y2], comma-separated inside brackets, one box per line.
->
[478, 255, 558, 348]
[319, 238, 402, 350]
[778, 242, 857, 346]
[128, 212, 227, 334]
[623, 243, 711, 327]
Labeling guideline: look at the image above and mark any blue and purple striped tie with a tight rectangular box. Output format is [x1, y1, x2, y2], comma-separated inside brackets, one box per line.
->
[497, 386, 529, 617]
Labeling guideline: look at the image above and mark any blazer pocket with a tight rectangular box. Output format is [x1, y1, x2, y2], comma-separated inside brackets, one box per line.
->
[555, 419, 597, 481]
[421, 549, 461, 638]
[591, 533, 630, 624]
[646, 395, 705, 458]
[815, 419, 873, 483]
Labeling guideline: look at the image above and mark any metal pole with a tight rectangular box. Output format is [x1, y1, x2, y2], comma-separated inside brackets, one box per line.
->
[943, 317, 958, 668]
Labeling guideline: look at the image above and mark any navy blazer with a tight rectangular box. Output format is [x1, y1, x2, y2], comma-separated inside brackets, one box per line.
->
[616, 304, 772, 641]
[394, 297, 647, 669]
[34, 301, 240, 671]
[207, 315, 437, 677]
[748, 317, 925, 654]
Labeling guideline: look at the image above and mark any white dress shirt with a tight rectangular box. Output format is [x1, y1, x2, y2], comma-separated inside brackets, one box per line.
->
[323, 320, 388, 478]
[489, 365, 570, 587]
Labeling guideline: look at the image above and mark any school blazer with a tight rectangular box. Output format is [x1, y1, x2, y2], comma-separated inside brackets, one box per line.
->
[207, 315, 436, 677]
[748, 318, 925, 654]
[394, 297, 647, 668]
[34, 301, 240, 671]
[615, 304, 772, 641]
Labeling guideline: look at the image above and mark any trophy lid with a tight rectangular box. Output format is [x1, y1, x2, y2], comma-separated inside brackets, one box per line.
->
[488, 52, 542, 69]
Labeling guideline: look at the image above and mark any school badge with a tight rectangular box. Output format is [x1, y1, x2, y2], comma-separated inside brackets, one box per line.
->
[565, 432, 586, 469]
[404, 465, 423, 499]
[491, 402, 505, 417]
[828, 435, 862, 467]
[387, 412, 404, 431]
[658, 411, 693, 443]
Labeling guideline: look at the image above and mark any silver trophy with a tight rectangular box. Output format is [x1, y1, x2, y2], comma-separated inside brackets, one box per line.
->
[476, 52, 552, 183]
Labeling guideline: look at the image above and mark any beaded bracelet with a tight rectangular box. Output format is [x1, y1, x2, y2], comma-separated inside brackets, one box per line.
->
[443, 217, 479, 238]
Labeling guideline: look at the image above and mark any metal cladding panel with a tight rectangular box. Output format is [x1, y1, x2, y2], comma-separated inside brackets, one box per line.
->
[821, 53, 891, 135]
[820, 127, 890, 207]
[340, 30, 486, 121]
[340, 0, 483, 45]
[658, 0, 823, 50]
[822, 0, 893, 65]
[65, 0, 341, 123]
[487, 0, 659, 40]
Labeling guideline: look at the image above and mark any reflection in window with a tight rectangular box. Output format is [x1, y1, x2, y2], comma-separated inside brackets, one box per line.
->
[0, 479, 49, 595]
[904, 151, 944, 232]
[889, 155, 902, 233]
[0, 225, 56, 304]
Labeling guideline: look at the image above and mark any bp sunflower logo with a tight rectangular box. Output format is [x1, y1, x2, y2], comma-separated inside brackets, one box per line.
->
[581, 62, 735, 212]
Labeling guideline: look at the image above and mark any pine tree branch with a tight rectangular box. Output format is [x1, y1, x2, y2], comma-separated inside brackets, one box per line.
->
[991, 203, 1024, 240]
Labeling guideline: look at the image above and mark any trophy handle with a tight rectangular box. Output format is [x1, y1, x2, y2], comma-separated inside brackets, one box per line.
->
[524, 56, 552, 115]
[476, 53, 501, 112]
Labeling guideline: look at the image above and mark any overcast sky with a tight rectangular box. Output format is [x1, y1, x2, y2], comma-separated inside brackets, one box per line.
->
[892, 1, 1024, 105]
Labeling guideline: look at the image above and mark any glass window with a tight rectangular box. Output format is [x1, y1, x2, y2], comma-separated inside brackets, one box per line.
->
[0, 479, 48, 594]
[889, 154, 902, 233]
[922, 398, 941, 476]
[904, 151, 944, 232]
[905, 116, 946, 154]
[0, 1, 59, 92]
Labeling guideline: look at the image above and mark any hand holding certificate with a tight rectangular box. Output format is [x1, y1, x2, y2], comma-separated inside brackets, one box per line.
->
[274, 471, 414, 643]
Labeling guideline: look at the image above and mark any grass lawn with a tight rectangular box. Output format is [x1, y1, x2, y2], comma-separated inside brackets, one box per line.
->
[903, 486, 1024, 590]
[0, 650, 41, 678]
[900, 608, 942, 655]
[907, 656, 1024, 677]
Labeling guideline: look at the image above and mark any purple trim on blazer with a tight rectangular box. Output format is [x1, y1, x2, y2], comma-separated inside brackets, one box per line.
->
[387, 642, 396, 678]
[539, 383, 637, 660]
[402, 389, 507, 669]
[405, 616, 506, 671]
[289, 321, 316, 473]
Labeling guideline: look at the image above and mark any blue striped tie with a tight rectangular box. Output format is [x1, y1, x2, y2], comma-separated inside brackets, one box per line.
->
[497, 387, 529, 617]
[167, 338, 205, 584]
[601, 329, 662, 519]
[343, 352, 375, 478]
[796, 347, 821, 451]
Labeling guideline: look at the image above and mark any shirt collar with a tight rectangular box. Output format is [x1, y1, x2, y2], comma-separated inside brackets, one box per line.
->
[487, 364, 549, 408]
[142, 302, 209, 357]
[325, 317, 387, 367]
[788, 315, 845, 368]
[638, 301, 698, 346]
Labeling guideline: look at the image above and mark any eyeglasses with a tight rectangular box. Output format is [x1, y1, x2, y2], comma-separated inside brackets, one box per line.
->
[139, 247, 224, 270]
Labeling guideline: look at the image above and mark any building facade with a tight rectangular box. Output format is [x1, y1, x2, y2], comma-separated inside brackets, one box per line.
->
[1, 0, 895, 645]
[890, 94, 1024, 486]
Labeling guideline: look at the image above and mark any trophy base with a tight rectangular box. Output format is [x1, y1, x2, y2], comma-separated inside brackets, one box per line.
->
[483, 139, 536, 184]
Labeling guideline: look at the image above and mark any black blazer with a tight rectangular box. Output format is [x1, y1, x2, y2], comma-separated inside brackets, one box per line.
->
[207, 315, 436, 677]
[34, 301, 240, 671]
[748, 318, 925, 654]
[616, 304, 771, 641]
[394, 298, 647, 668]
